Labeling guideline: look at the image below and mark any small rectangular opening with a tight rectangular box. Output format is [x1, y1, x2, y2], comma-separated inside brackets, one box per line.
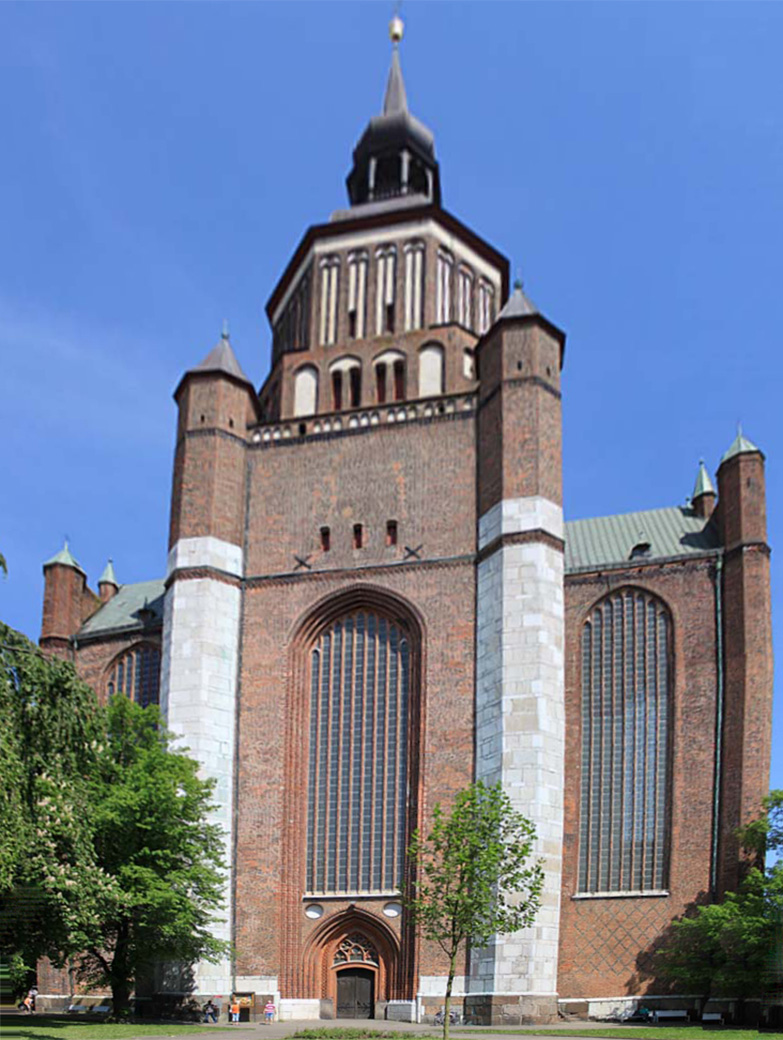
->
[353, 524, 363, 550]
[393, 359, 405, 401]
[386, 520, 398, 547]
[385, 303, 395, 334]
[348, 310, 357, 339]
[320, 526, 331, 552]
[332, 371, 343, 411]
[376, 363, 387, 404]
[349, 367, 361, 408]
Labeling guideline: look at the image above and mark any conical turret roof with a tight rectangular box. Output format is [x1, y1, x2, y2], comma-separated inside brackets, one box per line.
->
[99, 558, 118, 587]
[497, 280, 540, 321]
[692, 460, 716, 500]
[187, 329, 252, 387]
[44, 539, 85, 574]
[720, 426, 762, 465]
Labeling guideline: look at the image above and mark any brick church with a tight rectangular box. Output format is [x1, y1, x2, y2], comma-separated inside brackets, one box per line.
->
[39, 18, 773, 1024]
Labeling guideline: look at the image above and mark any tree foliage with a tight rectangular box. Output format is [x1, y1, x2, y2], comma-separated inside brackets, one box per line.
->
[0, 624, 228, 1015]
[403, 781, 544, 1039]
[653, 791, 783, 1016]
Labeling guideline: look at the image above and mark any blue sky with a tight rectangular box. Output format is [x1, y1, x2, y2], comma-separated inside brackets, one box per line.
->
[1, 2, 781, 790]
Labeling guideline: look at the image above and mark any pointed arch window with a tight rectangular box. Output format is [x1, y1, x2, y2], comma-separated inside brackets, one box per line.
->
[319, 256, 340, 346]
[403, 240, 425, 331]
[578, 589, 671, 894]
[478, 278, 495, 334]
[375, 246, 397, 336]
[306, 611, 412, 894]
[457, 264, 474, 330]
[347, 251, 368, 340]
[436, 249, 453, 324]
[106, 643, 161, 708]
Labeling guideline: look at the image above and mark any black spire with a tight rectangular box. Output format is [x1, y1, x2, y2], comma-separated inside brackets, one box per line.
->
[346, 16, 441, 209]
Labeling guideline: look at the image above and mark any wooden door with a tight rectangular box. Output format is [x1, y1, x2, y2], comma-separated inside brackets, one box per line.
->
[336, 968, 374, 1018]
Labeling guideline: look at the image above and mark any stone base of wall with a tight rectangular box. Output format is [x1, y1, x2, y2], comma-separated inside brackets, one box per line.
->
[279, 998, 321, 1021]
[465, 993, 559, 1025]
[385, 1000, 416, 1021]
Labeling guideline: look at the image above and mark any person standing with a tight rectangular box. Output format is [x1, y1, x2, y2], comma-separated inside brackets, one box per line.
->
[229, 998, 240, 1023]
[203, 999, 218, 1023]
[263, 1000, 276, 1024]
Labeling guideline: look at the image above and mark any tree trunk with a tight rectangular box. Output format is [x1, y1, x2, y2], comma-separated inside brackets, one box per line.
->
[109, 921, 132, 1018]
[443, 950, 457, 1040]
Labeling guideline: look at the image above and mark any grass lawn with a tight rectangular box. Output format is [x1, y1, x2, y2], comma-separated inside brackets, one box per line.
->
[0, 1018, 206, 1040]
[291, 1030, 765, 1040]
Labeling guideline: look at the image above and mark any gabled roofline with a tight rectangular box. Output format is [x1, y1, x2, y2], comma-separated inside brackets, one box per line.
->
[265, 204, 510, 323]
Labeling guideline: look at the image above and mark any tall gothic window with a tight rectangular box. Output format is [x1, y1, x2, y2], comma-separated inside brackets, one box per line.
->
[306, 612, 411, 894]
[436, 249, 453, 323]
[319, 256, 340, 346]
[578, 589, 672, 894]
[106, 643, 161, 708]
[478, 279, 495, 334]
[375, 246, 397, 336]
[457, 264, 474, 330]
[347, 251, 368, 340]
[403, 240, 425, 331]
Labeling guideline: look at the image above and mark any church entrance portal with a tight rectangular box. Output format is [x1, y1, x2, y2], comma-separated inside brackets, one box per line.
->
[336, 968, 375, 1018]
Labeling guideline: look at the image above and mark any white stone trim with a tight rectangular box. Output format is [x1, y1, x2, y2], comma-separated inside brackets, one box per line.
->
[478, 496, 563, 551]
[160, 573, 242, 993]
[418, 976, 468, 997]
[278, 998, 321, 1021]
[472, 496, 565, 999]
[166, 535, 243, 579]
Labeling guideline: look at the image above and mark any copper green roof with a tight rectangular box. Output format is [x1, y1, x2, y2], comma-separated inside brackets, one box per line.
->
[692, 460, 716, 499]
[43, 540, 85, 574]
[564, 506, 719, 573]
[98, 559, 118, 586]
[720, 428, 762, 465]
[78, 579, 164, 639]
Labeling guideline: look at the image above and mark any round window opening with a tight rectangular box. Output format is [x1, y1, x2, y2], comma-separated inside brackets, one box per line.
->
[383, 902, 402, 918]
[305, 904, 324, 920]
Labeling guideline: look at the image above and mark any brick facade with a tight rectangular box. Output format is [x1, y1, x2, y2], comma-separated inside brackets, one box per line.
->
[37, 37, 773, 1023]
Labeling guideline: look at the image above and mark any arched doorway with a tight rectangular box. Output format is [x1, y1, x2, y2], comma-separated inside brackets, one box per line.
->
[333, 934, 378, 1018]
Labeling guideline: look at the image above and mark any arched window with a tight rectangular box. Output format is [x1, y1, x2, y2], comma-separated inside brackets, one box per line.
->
[436, 249, 453, 324]
[375, 246, 397, 336]
[293, 365, 319, 418]
[403, 241, 425, 331]
[329, 357, 361, 410]
[319, 255, 340, 346]
[478, 278, 495, 334]
[374, 350, 406, 404]
[418, 343, 445, 397]
[347, 251, 368, 340]
[579, 589, 672, 894]
[457, 264, 474, 330]
[306, 611, 411, 894]
[463, 348, 475, 380]
[106, 643, 161, 708]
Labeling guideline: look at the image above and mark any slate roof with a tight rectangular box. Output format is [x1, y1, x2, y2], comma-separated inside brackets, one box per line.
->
[44, 540, 85, 574]
[720, 429, 762, 464]
[497, 282, 540, 320]
[692, 461, 716, 499]
[78, 579, 165, 639]
[564, 506, 720, 573]
[189, 333, 252, 386]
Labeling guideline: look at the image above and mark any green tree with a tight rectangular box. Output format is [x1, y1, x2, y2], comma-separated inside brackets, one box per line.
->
[0, 624, 101, 984]
[653, 791, 783, 1020]
[63, 694, 229, 1015]
[403, 781, 544, 1039]
[0, 626, 229, 1015]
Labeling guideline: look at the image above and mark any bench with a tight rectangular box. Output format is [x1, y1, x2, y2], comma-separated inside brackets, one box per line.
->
[703, 1013, 724, 1024]
[68, 1006, 89, 1014]
[93, 1006, 112, 1015]
[653, 1010, 690, 1022]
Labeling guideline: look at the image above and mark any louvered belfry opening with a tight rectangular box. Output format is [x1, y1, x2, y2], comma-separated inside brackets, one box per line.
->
[306, 611, 411, 895]
[578, 589, 671, 894]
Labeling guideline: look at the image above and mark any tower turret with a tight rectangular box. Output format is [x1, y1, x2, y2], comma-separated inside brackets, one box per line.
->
[714, 427, 772, 892]
[98, 558, 119, 603]
[346, 16, 441, 208]
[471, 279, 566, 1022]
[40, 541, 92, 658]
[692, 459, 716, 519]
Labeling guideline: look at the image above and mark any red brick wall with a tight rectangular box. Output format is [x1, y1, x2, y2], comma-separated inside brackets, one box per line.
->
[559, 557, 721, 998]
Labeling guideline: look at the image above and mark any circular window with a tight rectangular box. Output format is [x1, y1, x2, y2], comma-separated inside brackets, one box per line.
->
[305, 904, 324, 920]
[383, 902, 402, 918]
